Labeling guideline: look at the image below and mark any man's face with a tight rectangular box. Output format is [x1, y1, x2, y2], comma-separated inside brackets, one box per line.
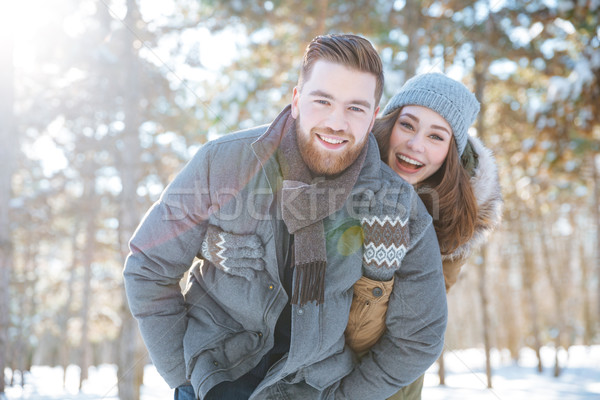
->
[291, 60, 379, 176]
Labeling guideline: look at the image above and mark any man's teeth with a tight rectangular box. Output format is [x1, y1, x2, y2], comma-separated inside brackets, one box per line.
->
[397, 154, 424, 167]
[318, 134, 345, 144]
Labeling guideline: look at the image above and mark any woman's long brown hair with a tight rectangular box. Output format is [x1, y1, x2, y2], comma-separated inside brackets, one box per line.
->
[373, 109, 478, 255]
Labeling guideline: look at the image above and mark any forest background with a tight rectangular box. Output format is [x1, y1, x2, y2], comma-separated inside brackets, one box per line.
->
[0, 0, 599, 399]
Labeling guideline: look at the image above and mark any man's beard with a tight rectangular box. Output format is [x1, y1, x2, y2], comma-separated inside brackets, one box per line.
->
[294, 119, 368, 177]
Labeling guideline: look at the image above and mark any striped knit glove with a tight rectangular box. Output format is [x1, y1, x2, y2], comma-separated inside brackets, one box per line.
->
[201, 224, 265, 280]
[355, 185, 411, 281]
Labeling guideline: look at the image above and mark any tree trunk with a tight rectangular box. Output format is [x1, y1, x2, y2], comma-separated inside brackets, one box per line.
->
[60, 220, 80, 388]
[0, 19, 16, 396]
[518, 216, 543, 372]
[476, 247, 493, 388]
[437, 349, 445, 385]
[315, 0, 329, 36]
[116, 1, 145, 399]
[22, 252, 36, 381]
[13, 244, 34, 388]
[474, 41, 493, 389]
[580, 224, 593, 346]
[538, 228, 564, 377]
[536, 208, 570, 378]
[500, 248, 520, 361]
[404, 0, 422, 78]
[78, 174, 97, 391]
[593, 153, 600, 328]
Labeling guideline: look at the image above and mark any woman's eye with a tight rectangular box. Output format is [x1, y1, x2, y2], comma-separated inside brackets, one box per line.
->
[430, 134, 444, 141]
[400, 121, 414, 131]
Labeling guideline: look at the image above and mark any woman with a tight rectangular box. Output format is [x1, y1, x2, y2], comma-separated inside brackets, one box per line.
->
[344, 72, 503, 399]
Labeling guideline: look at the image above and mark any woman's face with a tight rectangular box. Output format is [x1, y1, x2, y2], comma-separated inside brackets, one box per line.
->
[387, 105, 452, 185]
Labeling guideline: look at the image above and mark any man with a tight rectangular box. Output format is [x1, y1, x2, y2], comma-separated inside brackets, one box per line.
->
[124, 34, 447, 400]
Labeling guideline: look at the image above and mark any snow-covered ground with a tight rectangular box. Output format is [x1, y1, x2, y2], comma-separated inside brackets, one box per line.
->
[4, 345, 599, 399]
[423, 345, 600, 400]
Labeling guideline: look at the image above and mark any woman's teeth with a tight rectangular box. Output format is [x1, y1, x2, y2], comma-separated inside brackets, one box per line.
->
[397, 154, 424, 167]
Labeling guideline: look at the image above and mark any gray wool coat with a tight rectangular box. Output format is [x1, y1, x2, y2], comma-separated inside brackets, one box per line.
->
[123, 106, 447, 400]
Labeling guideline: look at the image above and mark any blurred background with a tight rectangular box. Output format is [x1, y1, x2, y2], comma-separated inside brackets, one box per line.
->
[0, 0, 599, 399]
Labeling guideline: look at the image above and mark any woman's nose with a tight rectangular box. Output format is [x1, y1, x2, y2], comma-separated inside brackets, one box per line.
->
[407, 134, 425, 152]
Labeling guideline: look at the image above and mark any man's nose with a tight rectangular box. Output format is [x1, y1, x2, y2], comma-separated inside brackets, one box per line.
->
[323, 107, 349, 132]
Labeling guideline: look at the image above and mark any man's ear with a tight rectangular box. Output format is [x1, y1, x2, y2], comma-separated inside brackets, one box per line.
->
[291, 86, 300, 119]
[368, 106, 380, 132]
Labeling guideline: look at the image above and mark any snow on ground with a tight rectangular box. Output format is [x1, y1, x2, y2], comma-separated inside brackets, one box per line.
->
[3, 364, 171, 400]
[4, 345, 599, 399]
[423, 345, 600, 400]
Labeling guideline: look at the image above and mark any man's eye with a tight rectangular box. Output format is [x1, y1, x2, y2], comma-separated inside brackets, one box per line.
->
[349, 106, 364, 112]
[316, 99, 329, 105]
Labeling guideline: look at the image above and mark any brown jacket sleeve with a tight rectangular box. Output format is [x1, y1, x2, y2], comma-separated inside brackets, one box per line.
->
[442, 257, 467, 292]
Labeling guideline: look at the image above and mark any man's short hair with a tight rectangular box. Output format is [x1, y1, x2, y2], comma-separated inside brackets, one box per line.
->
[299, 34, 384, 108]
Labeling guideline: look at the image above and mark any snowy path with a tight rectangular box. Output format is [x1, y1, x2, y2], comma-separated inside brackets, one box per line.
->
[4, 345, 599, 399]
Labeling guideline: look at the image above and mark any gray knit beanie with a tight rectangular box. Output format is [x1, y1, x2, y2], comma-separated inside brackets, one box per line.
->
[382, 72, 480, 156]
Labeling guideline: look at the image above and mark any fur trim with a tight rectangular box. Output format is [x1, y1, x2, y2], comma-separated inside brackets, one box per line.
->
[443, 135, 503, 262]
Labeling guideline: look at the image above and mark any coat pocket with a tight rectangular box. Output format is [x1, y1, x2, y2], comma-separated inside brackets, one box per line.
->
[345, 275, 394, 355]
[183, 276, 245, 373]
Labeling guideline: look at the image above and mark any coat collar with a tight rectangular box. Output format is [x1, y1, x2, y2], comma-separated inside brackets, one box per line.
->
[250, 105, 293, 168]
